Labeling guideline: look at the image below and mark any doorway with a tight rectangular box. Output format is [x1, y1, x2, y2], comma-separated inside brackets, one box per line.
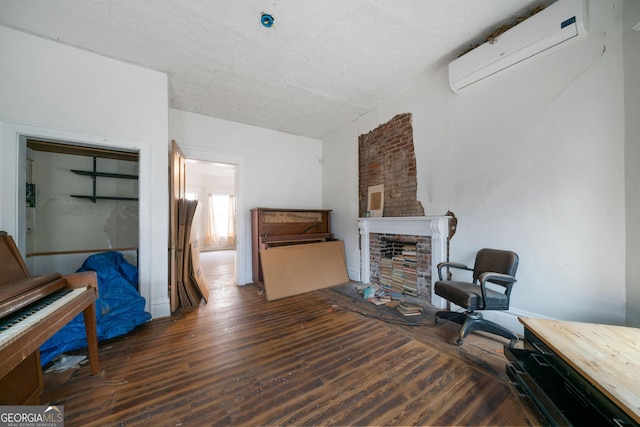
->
[185, 159, 237, 285]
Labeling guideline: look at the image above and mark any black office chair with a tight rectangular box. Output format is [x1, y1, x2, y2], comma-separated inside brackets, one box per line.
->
[434, 248, 519, 347]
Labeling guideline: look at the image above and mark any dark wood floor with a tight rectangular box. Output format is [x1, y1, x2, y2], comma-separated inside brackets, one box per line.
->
[41, 251, 539, 426]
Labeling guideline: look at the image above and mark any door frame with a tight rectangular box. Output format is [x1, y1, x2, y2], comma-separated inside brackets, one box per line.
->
[0, 120, 154, 314]
[177, 144, 248, 286]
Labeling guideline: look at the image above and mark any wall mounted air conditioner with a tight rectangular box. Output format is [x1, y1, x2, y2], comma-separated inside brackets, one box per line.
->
[448, 0, 588, 93]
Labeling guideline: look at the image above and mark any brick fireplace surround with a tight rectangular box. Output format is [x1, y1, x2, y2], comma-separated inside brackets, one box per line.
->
[358, 216, 449, 309]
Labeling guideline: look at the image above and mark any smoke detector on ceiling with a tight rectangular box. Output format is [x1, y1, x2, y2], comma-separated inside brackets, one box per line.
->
[261, 13, 274, 28]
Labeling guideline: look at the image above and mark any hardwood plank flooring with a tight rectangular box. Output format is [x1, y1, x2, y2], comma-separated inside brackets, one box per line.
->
[40, 251, 539, 426]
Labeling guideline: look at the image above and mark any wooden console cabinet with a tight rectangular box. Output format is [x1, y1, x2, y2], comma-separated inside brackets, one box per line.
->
[250, 208, 333, 287]
[505, 317, 640, 426]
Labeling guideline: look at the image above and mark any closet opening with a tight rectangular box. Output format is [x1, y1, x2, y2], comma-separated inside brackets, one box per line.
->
[24, 139, 139, 276]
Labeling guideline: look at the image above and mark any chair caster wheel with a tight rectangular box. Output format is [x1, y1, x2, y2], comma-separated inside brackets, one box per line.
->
[435, 316, 441, 325]
[509, 339, 517, 348]
[456, 338, 464, 346]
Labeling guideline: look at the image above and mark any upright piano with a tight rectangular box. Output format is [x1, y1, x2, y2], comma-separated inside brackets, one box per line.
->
[0, 231, 100, 405]
[250, 208, 333, 288]
[505, 317, 640, 426]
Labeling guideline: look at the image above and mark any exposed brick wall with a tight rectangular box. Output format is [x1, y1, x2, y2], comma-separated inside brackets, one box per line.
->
[359, 113, 424, 217]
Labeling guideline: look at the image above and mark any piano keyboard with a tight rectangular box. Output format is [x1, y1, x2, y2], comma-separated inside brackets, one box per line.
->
[0, 287, 87, 347]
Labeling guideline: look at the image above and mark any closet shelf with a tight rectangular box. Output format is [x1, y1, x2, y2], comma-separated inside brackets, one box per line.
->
[71, 170, 138, 180]
[71, 195, 139, 202]
[70, 157, 138, 203]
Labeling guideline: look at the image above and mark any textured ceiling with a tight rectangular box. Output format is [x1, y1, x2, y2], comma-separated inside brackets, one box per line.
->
[0, 0, 551, 139]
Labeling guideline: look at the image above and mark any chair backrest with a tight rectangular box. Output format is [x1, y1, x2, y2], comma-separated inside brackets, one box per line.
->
[472, 248, 519, 287]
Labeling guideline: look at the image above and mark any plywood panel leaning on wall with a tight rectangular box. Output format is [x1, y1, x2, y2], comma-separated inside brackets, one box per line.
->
[260, 240, 349, 301]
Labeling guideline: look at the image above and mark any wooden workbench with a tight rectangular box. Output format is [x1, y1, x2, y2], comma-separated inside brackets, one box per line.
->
[519, 317, 640, 424]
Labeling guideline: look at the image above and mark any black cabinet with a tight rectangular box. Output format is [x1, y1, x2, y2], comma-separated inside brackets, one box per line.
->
[505, 328, 638, 426]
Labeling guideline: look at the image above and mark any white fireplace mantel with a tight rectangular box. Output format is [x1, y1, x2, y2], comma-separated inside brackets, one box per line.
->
[358, 216, 450, 308]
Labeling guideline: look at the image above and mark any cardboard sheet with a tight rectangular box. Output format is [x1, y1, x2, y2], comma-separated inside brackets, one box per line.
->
[190, 240, 209, 303]
[260, 240, 349, 301]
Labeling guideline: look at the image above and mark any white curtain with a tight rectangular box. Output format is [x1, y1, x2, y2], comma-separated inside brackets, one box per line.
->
[227, 195, 236, 247]
[205, 193, 219, 247]
[205, 193, 236, 249]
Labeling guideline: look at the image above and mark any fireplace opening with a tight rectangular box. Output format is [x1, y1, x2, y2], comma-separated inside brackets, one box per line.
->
[379, 241, 418, 296]
[359, 216, 449, 308]
[369, 233, 431, 302]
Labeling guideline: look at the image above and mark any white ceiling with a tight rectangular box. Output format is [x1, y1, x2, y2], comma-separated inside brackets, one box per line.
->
[0, 0, 552, 139]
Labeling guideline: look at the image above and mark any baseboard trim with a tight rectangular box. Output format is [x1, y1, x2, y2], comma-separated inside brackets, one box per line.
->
[151, 302, 171, 319]
[481, 307, 552, 337]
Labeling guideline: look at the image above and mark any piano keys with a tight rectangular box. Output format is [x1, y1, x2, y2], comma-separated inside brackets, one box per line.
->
[0, 231, 100, 405]
[0, 287, 85, 346]
[0, 273, 65, 319]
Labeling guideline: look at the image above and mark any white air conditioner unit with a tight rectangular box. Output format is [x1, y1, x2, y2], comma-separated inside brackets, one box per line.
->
[448, 0, 588, 93]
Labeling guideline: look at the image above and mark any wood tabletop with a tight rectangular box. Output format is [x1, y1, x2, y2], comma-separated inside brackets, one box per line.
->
[520, 317, 640, 424]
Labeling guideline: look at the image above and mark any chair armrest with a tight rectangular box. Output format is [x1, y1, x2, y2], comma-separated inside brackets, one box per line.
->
[478, 272, 517, 309]
[436, 262, 472, 280]
[478, 272, 517, 285]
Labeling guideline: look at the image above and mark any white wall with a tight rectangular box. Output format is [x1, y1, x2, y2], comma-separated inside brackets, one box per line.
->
[170, 109, 323, 284]
[323, 0, 630, 329]
[624, 0, 640, 327]
[322, 123, 361, 279]
[0, 26, 171, 317]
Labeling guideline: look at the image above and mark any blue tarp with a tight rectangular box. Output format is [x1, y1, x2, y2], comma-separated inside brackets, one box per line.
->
[40, 251, 151, 366]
